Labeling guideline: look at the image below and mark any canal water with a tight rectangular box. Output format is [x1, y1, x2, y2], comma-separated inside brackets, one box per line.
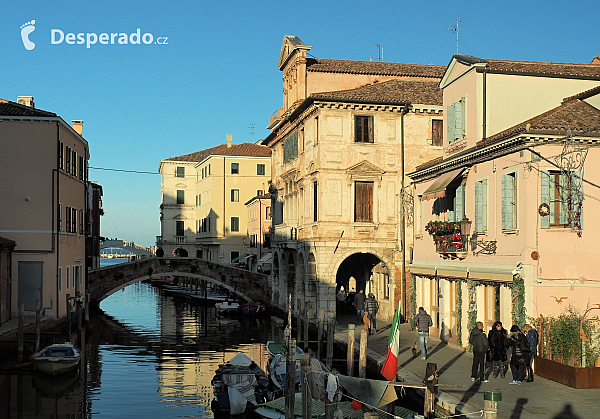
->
[0, 259, 284, 418]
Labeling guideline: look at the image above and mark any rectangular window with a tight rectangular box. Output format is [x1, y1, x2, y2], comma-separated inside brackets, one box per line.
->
[354, 181, 373, 222]
[501, 173, 517, 230]
[79, 209, 84, 234]
[256, 190, 262, 197]
[176, 221, 184, 237]
[415, 195, 423, 235]
[283, 131, 299, 163]
[59, 203, 63, 232]
[72, 265, 76, 290]
[355, 115, 374, 143]
[475, 179, 488, 232]
[58, 266, 62, 294]
[65, 206, 71, 233]
[231, 217, 240, 232]
[176, 166, 185, 178]
[432, 119, 443, 146]
[72, 208, 77, 233]
[314, 116, 319, 145]
[66, 266, 70, 290]
[231, 189, 240, 202]
[79, 156, 84, 180]
[313, 181, 318, 222]
[264, 233, 271, 248]
[231, 163, 239, 174]
[541, 171, 583, 229]
[66, 147, 71, 174]
[231, 251, 240, 263]
[72, 150, 77, 175]
[266, 206, 271, 219]
[447, 97, 466, 143]
[177, 190, 185, 205]
[209, 164, 211, 175]
[257, 164, 266, 176]
[59, 142, 64, 170]
[208, 216, 211, 232]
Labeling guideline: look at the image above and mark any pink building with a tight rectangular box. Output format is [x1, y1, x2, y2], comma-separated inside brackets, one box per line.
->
[409, 55, 600, 346]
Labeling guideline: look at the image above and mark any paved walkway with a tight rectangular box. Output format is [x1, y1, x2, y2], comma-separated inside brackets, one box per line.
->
[333, 313, 598, 419]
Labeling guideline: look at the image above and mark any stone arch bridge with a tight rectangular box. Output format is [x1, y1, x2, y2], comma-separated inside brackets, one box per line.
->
[87, 257, 271, 306]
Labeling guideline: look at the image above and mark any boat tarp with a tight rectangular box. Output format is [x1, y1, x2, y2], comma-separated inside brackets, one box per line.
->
[255, 395, 415, 419]
[337, 375, 397, 408]
[222, 373, 258, 412]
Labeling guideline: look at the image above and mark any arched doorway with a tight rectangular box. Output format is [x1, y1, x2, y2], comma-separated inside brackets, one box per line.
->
[307, 253, 318, 321]
[295, 253, 306, 313]
[286, 253, 296, 310]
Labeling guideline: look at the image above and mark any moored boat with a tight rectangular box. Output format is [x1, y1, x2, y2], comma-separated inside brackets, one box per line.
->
[215, 301, 239, 315]
[267, 352, 328, 398]
[211, 352, 270, 416]
[32, 343, 81, 376]
[239, 302, 267, 316]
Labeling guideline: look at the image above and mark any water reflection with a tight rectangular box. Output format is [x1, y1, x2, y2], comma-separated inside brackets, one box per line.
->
[1, 281, 281, 418]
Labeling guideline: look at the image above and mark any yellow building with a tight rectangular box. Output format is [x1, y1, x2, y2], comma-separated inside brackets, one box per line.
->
[158, 135, 271, 262]
[0, 96, 89, 319]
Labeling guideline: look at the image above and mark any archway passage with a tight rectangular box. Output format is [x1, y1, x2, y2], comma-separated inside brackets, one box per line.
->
[335, 253, 385, 315]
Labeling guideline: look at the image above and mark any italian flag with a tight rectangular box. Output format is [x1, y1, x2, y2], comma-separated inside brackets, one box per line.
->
[380, 301, 401, 381]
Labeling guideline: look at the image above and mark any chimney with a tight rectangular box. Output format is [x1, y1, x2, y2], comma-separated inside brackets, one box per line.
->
[591, 56, 600, 65]
[72, 120, 83, 136]
[227, 134, 232, 148]
[17, 96, 35, 108]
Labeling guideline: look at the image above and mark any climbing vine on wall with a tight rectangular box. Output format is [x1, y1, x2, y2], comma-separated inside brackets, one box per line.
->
[457, 281, 463, 347]
[511, 275, 526, 327]
[467, 279, 477, 351]
[410, 274, 417, 331]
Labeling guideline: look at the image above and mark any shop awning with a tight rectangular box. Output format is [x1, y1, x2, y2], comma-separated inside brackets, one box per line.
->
[231, 253, 249, 263]
[422, 168, 465, 201]
[409, 263, 437, 277]
[468, 267, 514, 282]
[257, 253, 272, 264]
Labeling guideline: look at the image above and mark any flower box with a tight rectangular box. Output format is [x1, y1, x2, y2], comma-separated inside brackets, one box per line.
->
[535, 356, 600, 388]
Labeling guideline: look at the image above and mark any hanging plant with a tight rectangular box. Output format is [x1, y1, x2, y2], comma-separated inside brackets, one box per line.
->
[511, 275, 526, 328]
[410, 274, 417, 331]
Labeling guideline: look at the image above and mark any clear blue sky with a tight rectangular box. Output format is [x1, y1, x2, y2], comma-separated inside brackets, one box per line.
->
[2, 0, 599, 246]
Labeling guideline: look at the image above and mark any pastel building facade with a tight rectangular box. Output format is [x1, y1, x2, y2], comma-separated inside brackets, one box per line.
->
[158, 137, 271, 263]
[409, 55, 600, 345]
[0, 97, 89, 319]
[244, 193, 272, 272]
[264, 37, 445, 321]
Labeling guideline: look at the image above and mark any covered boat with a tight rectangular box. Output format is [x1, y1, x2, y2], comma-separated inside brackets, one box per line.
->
[267, 352, 328, 398]
[32, 343, 81, 376]
[211, 352, 270, 416]
[239, 302, 267, 316]
[215, 301, 240, 315]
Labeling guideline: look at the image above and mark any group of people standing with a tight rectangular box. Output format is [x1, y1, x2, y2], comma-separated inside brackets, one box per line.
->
[352, 289, 379, 334]
[470, 321, 539, 385]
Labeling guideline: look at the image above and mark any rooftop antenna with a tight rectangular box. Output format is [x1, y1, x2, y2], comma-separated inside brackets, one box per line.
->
[247, 123, 256, 142]
[446, 19, 466, 54]
[372, 44, 384, 62]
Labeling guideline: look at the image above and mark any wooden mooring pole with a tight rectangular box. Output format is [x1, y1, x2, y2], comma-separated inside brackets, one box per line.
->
[301, 354, 312, 419]
[483, 391, 501, 419]
[317, 309, 325, 359]
[35, 299, 41, 353]
[347, 323, 355, 377]
[17, 303, 24, 363]
[326, 311, 335, 370]
[285, 338, 296, 419]
[359, 327, 368, 378]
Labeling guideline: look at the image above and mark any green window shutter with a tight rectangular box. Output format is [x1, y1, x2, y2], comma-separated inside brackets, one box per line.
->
[572, 171, 584, 230]
[475, 182, 482, 232]
[447, 103, 456, 143]
[541, 171, 550, 229]
[482, 179, 488, 231]
[559, 174, 569, 225]
[501, 175, 514, 230]
[455, 99, 464, 139]
[455, 184, 465, 221]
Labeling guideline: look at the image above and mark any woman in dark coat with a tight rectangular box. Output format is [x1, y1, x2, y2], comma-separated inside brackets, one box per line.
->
[487, 321, 508, 378]
[508, 325, 531, 385]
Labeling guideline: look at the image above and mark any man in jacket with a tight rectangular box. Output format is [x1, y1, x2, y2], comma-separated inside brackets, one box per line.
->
[508, 325, 530, 385]
[523, 324, 539, 382]
[353, 290, 366, 322]
[364, 293, 379, 334]
[469, 322, 490, 382]
[415, 307, 433, 360]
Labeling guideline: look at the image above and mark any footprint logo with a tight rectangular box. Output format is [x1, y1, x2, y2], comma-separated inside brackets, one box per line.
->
[20, 20, 36, 50]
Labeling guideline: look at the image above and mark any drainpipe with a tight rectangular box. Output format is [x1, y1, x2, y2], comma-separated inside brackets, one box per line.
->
[56, 122, 60, 318]
[223, 157, 226, 247]
[400, 106, 409, 319]
[482, 69, 487, 140]
[259, 199, 262, 261]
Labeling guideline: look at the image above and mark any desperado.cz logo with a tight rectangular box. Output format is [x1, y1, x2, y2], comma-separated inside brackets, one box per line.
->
[20, 20, 168, 50]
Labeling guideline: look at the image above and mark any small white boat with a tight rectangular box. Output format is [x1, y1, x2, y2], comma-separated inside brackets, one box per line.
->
[32, 343, 81, 376]
[215, 301, 239, 314]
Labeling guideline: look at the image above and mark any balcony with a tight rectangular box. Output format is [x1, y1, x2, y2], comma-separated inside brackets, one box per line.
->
[425, 218, 497, 258]
[268, 108, 283, 130]
[272, 223, 299, 249]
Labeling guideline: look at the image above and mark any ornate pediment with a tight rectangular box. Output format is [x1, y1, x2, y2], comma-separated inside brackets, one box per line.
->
[278, 35, 312, 70]
[345, 160, 385, 178]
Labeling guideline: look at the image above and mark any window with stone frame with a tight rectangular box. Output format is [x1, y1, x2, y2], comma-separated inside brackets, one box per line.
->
[354, 181, 373, 222]
[355, 115, 374, 143]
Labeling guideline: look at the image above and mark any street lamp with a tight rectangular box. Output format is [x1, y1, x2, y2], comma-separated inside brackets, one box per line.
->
[460, 217, 472, 251]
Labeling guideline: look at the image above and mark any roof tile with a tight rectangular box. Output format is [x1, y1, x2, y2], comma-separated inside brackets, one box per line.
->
[0, 100, 57, 117]
[164, 143, 271, 163]
[306, 58, 445, 79]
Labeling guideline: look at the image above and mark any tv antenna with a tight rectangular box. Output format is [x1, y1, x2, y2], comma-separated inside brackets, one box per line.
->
[247, 123, 256, 142]
[372, 44, 384, 62]
[446, 19, 466, 54]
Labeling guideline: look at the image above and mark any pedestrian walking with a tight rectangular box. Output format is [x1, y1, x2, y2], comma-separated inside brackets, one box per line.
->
[469, 321, 490, 382]
[523, 324, 539, 382]
[508, 325, 530, 385]
[488, 321, 509, 378]
[415, 307, 433, 360]
[336, 286, 347, 312]
[364, 293, 379, 334]
[353, 290, 366, 322]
